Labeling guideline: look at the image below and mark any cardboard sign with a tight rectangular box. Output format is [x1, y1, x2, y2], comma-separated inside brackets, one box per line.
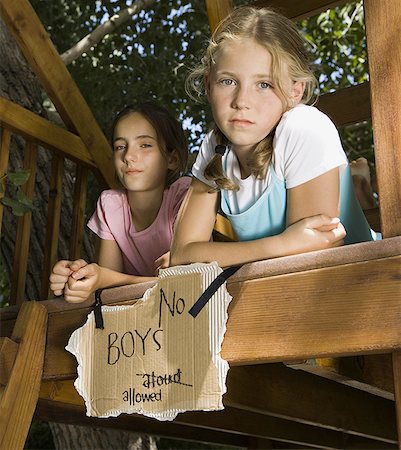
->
[66, 262, 232, 421]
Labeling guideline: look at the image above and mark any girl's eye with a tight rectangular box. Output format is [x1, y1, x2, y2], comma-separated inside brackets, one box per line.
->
[220, 78, 235, 86]
[140, 143, 152, 148]
[114, 144, 126, 152]
[259, 81, 272, 89]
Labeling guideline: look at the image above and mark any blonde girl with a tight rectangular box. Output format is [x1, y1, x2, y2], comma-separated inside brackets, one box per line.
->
[50, 102, 190, 303]
[171, 6, 374, 268]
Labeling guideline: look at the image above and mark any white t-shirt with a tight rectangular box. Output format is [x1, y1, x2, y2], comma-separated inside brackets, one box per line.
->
[192, 104, 348, 214]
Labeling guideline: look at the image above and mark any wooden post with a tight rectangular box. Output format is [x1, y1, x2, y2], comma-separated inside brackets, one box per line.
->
[204, 0, 233, 33]
[0, 301, 47, 450]
[364, 0, 401, 238]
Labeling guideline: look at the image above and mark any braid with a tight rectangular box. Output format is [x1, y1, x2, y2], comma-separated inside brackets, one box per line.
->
[204, 131, 239, 191]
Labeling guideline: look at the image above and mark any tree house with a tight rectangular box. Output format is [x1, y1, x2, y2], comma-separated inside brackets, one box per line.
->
[1, 0, 401, 448]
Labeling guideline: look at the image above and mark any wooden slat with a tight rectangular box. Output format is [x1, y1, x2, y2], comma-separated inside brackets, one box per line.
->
[0, 127, 11, 235]
[0, 0, 115, 188]
[317, 82, 371, 128]
[41, 155, 64, 299]
[364, 0, 401, 238]
[10, 142, 38, 305]
[254, 0, 347, 20]
[288, 354, 394, 400]
[0, 301, 47, 450]
[204, 0, 233, 32]
[0, 97, 96, 168]
[69, 166, 88, 260]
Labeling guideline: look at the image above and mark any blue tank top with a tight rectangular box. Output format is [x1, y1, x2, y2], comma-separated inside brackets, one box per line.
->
[221, 164, 376, 244]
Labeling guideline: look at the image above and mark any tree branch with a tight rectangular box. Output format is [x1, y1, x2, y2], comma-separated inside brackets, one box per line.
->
[61, 0, 156, 65]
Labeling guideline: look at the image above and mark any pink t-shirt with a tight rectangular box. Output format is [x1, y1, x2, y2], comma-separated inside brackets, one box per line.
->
[87, 177, 191, 276]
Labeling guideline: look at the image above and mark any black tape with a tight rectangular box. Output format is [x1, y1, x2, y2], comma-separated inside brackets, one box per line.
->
[93, 289, 104, 329]
[188, 265, 242, 318]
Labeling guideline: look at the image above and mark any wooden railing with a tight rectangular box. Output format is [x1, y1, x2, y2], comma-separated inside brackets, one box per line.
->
[0, 96, 104, 304]
[0, 0, 118, 306]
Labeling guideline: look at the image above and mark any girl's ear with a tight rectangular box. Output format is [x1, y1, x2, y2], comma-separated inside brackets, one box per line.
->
[167, 150, 180, 171]
[291, 81, 306, 106]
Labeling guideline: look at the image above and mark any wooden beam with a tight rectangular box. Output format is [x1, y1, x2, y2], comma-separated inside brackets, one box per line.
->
[225, 364, 397, 443]
[253, 0, 347, 21]
[364, 0, 401, 238]
[316, 83, 371, 128]
[223, 255, 401, 365]
[288, 354, 394, 400]
[0, 301, 47, 450]
[204, 0, 233, 33]
[0, 97, 96, 168]
[0, 0, 115, 188]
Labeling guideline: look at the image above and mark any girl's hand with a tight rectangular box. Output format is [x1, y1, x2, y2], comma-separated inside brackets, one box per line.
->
[49, 260, 76, 296]
[63, 262, 102, 304]
[154, 252, 170, 274]
[280, 214, 346, 255]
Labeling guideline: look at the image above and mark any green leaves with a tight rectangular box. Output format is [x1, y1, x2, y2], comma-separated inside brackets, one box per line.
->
[0, 170, 35, 217]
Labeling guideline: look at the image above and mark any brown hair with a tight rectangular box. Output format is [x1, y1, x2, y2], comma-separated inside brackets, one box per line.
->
[111, 102, 188, 186]
[186, 6, 318, 190]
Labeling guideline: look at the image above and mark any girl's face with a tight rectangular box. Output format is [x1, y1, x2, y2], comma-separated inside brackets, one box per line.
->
[206, 37, 301, 156]
[113, 112, 175, 193]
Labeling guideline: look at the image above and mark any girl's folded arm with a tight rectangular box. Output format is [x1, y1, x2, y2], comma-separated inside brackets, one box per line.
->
[171, 178, 287, 267]
[171, 172, 346, 268]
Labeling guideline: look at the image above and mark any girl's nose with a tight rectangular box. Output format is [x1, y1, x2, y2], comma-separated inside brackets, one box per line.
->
[124, 145, 139, 163]
[232, 85, 250, 110]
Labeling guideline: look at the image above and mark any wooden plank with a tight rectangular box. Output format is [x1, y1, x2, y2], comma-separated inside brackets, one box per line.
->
[364, 0, 401, 238]
[10, 142, 38, 306]
[0, 97, 96, 168]
[0, 0, 115, 188]
[204, 0, 233, 32]
[0, 301, 47, 450]
[254, 0, 347, 21]
[316, 83, 371, 128]
[41, 155, 64, 299]
[223, 255, 401, 365]
[69, 165, 88, 260]
[0, 337, 18, 386]
[0, 127, 11, 235]
[37, 381, 395, 448]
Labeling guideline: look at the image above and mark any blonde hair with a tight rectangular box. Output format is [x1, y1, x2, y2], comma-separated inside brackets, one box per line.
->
[186, 6, 318, 190]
